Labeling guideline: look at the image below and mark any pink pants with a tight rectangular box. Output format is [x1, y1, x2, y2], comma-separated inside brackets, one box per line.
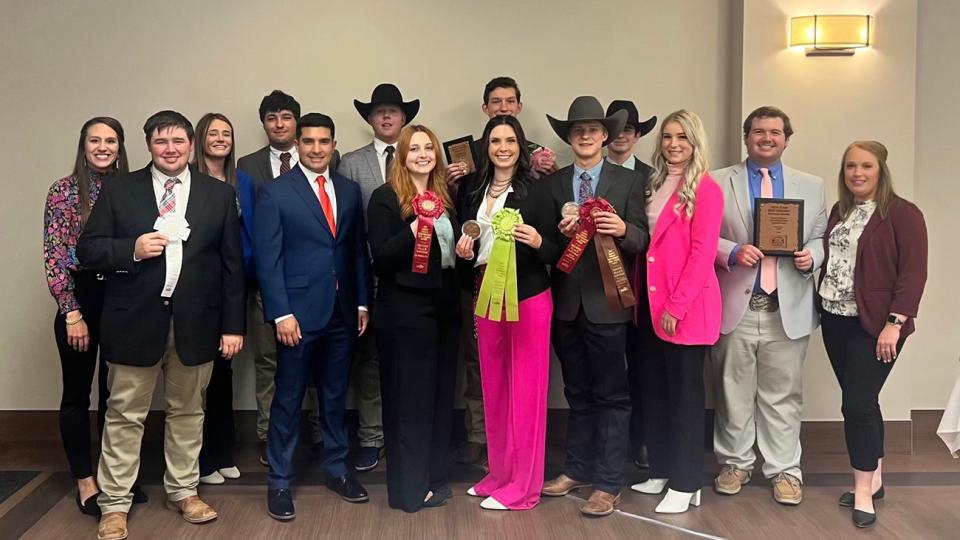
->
[473, 288, 552, 510]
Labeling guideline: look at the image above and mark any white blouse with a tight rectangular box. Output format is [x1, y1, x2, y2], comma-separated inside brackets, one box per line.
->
[820, 200, 877, 316]
[475, 185, 514, 267]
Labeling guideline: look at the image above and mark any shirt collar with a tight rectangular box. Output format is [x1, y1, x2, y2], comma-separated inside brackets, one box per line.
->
[746, 159, 783, 180]
[299, 162, 329, 182]
[150, 164, 191, 185]
[574, 159, 604, 181]
[373, 138, 395, 156]
[270, 146, 298, 160]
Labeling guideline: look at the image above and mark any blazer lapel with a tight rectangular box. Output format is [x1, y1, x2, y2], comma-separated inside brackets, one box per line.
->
[729, 163, 752, 234]
[651, 191, 681, 246]
[183, 167, 208, 243]
[257, 148, 273, 182]
[595, 161, 616, 199]
[558, 165, 575, 204]
[332, 173, 351, 241]
[782, 166, 801, 199]
[291, 168, 334, 237]
[132, 167, 160, 231]
[364, 144, 383, 184]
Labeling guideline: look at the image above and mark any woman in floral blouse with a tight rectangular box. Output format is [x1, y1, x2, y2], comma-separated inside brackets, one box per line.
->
[817, 140, 927, 529]
[43, 117, 129, 516]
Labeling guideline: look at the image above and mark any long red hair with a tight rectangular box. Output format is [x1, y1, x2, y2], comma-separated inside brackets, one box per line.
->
[389, 125, 453, 218]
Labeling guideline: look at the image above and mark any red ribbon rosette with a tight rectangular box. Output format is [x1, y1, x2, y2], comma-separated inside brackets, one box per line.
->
[411, 191, 445, 274]
[557, 197, 635, 311]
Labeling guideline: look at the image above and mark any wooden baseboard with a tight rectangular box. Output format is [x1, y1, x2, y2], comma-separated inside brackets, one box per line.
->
[0, 409, 931, 454]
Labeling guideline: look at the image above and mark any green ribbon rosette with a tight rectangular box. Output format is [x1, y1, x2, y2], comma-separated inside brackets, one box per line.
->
[474, 208, 523, 322]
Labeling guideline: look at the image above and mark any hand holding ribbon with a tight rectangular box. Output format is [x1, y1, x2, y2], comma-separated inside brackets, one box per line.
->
[475, 208, 522, 322]
[411, 191, 445, 274]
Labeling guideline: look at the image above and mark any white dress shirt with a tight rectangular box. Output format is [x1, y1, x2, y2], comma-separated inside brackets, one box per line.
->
[148, 165, 191, 297]
[269, 146, 299, 179]
[607, 154, 637, 171]
[372, 138, 396, 183]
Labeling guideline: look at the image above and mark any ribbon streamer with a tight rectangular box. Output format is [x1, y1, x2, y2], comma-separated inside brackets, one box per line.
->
[475, 208, 522, 322]
[411, 191, 444, 274]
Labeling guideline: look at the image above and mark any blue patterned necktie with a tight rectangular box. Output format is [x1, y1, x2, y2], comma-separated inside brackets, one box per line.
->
[578, 171, 593, 204]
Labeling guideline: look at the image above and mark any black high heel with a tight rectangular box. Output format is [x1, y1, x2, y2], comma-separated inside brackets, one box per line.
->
[76, 491, 101, 517]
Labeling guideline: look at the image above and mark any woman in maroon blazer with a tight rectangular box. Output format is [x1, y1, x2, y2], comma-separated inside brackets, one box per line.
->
[817, 140, 927, 529]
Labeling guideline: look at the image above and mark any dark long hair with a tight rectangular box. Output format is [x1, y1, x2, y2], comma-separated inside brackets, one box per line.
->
[71, 117, 129, 223]
[469, 115, 533, 207]
[193, 113, 237, 187]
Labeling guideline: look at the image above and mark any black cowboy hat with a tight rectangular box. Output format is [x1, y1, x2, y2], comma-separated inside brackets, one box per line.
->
[353, 83, 420, 124]
[606, 100, 657, 138]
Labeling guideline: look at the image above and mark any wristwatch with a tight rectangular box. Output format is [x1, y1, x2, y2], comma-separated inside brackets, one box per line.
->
[886, 314, 904, 326]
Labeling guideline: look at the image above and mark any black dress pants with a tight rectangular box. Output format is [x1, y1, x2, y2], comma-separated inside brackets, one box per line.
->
[626, 321, 652, 455]
[200, 356, 236, 475]
[376, 273, 460, 512]
[821, 311, 902, 472]
[552, 310, 631, 494]
[641, 327, 706, 493]
[54, 270, 107, 479]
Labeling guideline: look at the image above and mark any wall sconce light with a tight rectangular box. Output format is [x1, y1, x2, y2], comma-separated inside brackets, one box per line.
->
[789, 15, 873, 56]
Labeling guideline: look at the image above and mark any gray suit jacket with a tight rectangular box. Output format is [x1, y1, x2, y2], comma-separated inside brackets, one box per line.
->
[337, 142, 383, 212]
[544, 161, 649, 324]
[237, 145, 341, 195]
[711, 161, 827, 339]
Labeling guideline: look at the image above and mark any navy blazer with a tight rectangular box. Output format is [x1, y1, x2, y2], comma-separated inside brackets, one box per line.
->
[253, 166, 371, 332]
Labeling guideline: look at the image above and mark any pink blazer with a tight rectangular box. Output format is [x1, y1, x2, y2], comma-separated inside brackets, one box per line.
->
[645, 173, 724, 345]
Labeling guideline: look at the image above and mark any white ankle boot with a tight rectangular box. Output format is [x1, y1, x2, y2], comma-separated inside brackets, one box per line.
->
[480, 496, 508, 510]
[630, 478, 668, 494]
[655, 489, 701, 513]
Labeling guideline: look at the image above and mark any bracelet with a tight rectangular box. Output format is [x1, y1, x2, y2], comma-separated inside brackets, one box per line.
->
[65, 315, 83, 325]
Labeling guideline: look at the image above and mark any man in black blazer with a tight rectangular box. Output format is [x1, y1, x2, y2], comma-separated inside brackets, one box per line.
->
[236, 90, 327, 463]
[78, 110, 245, 540]
[538, 97, 649, 517]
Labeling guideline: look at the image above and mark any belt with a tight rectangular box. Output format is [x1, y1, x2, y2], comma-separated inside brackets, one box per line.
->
[749, 293, 779, 312]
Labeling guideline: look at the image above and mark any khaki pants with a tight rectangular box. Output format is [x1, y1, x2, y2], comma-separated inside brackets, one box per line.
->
[458, 289, 485, 444]
[250, 288, 321, 443]
[711, 309, 809, 481]
[97, 324, 214, 514]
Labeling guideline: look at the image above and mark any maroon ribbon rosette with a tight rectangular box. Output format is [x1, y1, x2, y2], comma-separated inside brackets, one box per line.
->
[411, 191, 445, 274]
[557, 197, 635, 311]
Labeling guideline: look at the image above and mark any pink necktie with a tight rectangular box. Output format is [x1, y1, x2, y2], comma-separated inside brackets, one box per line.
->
[759, 167, 777, 294]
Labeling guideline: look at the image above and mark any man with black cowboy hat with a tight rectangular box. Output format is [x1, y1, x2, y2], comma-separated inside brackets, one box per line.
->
[539, 96, 649, 516]
[338, 83, 419, 472]
[605, 100, 657, 180]
[605, 99, 657, 471]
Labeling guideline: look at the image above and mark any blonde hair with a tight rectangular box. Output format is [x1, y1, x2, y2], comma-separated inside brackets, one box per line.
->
[389, 125, 454, 218]
[837, 140, 898, 220]
[650, 109, 710, 219]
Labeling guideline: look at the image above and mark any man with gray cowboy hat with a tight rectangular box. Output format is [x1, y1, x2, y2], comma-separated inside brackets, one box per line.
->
[337, 82, 420, 472]
[539, 96, 650, 516]
[605, 99, 657, 471]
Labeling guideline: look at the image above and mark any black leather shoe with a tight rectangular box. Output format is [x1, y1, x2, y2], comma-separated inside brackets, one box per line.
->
[76, 491, 101, 517]
[853, 509, 877, 528]
[423, 485, 453, 508]
[267, 488, 296, 521]
[325, 475, 369, 503]
[259, 441, 269, 467]
[132, 485, 149, 504]
[839, 486, 884, 508]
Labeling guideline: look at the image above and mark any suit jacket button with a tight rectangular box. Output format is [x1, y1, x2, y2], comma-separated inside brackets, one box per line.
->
[649, 286, 656, 292]
[648, 256, 655, 263]
[745, 289, 751, 295]
[163, 300, 170, 306]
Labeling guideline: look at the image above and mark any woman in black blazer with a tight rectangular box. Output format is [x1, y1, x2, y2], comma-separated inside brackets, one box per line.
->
[454, 115, 560, 511]
[367, 124, 461, 513]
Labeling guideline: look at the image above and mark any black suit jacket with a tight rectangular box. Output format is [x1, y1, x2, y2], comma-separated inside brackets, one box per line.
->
[455, 177, 560, 300]
[542, 161, 649, 324]
[238, 145, 341, 195]
[367, 184, 460, 290]
[77, 165, 246, 366]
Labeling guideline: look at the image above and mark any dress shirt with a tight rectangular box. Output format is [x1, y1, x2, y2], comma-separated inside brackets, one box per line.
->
[148, 165, 191, 297]
[269, 146, 299, 179]
[572, 159, 604, 204]
[607, 155, 637, 171]
[372, 138, 396, 183]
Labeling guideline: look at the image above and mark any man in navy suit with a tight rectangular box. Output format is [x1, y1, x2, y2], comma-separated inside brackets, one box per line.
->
[254, 113, 371, 520]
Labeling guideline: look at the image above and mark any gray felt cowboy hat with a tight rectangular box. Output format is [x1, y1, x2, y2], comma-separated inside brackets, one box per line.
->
[353, 83, 420, 124]
[547, 96, 628, 147]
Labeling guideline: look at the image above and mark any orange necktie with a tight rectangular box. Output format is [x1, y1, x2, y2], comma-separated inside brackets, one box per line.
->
[315, 175, 336, 236]
[759, 167, 776, 294]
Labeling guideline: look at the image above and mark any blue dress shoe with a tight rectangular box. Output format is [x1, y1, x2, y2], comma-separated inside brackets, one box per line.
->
[354, 447, 381, 472]
[325, 475, 369, 503]
[267, 488, 296, 521]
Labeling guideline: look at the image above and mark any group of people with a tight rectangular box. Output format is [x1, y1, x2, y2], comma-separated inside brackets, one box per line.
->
[41, 76, 927, 540]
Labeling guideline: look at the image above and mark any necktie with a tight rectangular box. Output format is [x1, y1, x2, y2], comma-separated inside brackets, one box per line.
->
[159, 178, 179, 217]
[316, 175, 336, 236]
[578, 171, 593, 204]
[279, 152, 291, 175]
[759, 167, 777, 294]
[384, 145, 395, 181]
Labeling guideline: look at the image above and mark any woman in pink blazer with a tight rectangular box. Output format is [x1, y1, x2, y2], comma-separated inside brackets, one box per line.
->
[629, 109, 723, 513]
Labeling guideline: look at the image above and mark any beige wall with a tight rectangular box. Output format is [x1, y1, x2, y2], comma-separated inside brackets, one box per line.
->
[0, 0, 734, 409]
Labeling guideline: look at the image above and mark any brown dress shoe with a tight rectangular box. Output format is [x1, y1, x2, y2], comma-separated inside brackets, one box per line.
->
[772, 472, 803, 505]
[715, 465, 751, 495]
[580, 490, 620, 516]
[541, 474, 590, 497]
[97, 512, 128, 540]
[166, 495, 219, 523]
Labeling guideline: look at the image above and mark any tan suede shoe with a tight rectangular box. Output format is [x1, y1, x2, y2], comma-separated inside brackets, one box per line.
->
[772, 472, 803, 505]
[166, 495, 219, 523]
[579, 489, 620, 516]
[541, 474, 590, 497]
[97, 512, 128, 540]
[715, 465, 751, 495]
